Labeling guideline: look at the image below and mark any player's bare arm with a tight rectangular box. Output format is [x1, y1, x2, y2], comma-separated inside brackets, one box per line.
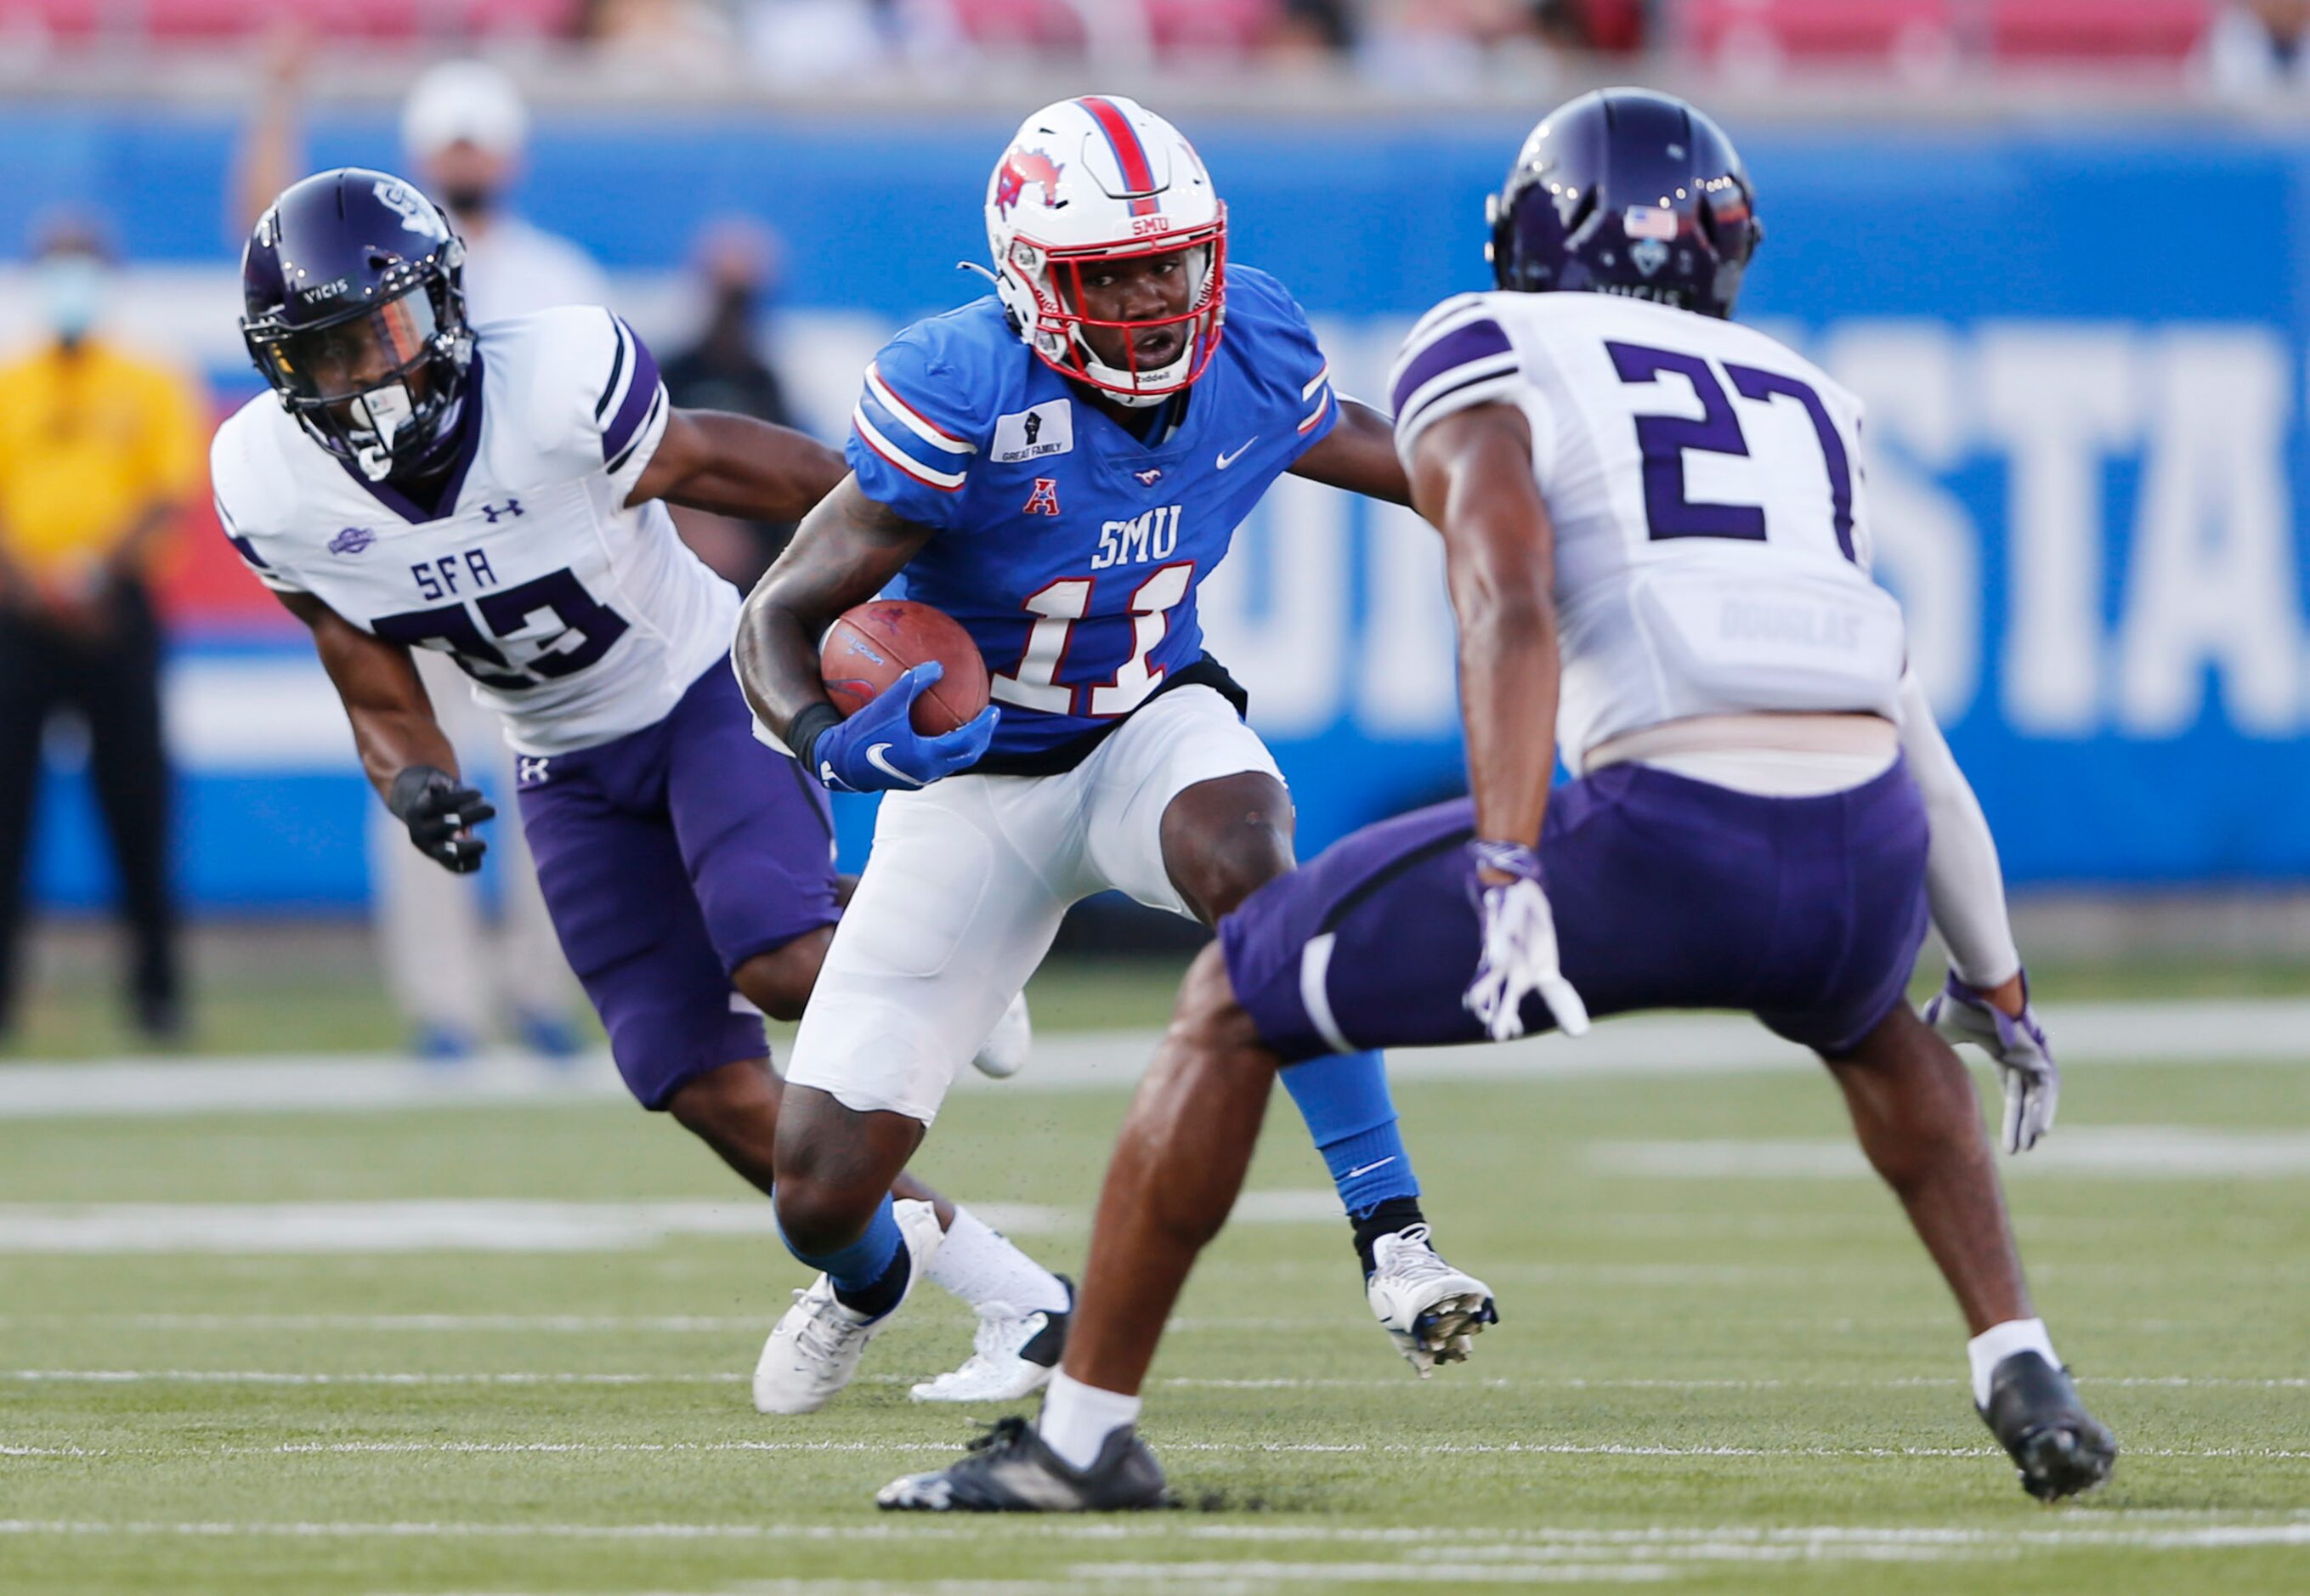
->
[1411, 399, 1587, 1040]
[1408, 403, 1557, 857]
[1288, 397, 1412, 505]
[276, 587, 494, 873]
[628, 408, 845, 524]
[731, 473, 937, 744]
[276, 588, 456, 795]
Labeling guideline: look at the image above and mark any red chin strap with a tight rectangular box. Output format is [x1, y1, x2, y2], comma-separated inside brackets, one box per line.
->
[1023, 223, 1226, 399]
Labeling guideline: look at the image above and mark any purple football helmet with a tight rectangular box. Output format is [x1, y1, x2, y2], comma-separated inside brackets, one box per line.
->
[1487, 88, 1764, 320]
[241, 167, 473, 480]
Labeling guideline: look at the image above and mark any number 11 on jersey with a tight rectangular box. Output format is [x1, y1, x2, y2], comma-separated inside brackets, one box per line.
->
[991, 563, 1195, 718]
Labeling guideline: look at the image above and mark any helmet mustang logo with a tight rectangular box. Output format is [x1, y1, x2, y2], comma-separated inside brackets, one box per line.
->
[994, 149, 1064, 217]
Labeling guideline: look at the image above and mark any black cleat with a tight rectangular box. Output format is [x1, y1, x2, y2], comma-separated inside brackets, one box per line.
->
[877, 1416, 1169, 1512]
[1979, 1350, 2118, 1502]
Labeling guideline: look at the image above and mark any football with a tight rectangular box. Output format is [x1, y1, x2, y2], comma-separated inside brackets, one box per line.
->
[819, 599, 991, 736]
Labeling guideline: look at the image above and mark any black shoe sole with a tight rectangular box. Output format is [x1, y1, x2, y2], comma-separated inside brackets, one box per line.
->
[2013, 1419, 2118, 1502]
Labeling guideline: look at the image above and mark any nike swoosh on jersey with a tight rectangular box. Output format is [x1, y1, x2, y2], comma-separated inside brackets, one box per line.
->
[864, 743, 926, 788]
[1215, 437, 1260, 469]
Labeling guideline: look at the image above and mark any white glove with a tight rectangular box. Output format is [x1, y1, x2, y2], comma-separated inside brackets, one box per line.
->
[1924, 969, 2058, 1154]
[1463, 840, 1588, 1042]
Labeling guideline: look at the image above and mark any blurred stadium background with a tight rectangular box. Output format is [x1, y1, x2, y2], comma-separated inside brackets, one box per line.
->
[9, 10, 2310, 1591]
[3, 0, 2310, 1050]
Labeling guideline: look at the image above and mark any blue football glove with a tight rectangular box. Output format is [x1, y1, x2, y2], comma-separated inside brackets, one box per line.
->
[807, 663, 999, 795]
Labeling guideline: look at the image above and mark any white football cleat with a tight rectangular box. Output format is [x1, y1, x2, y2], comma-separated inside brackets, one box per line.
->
[1366, 1224, 1497, 1378]
[910, 1279, 1072, 1404]
[970, 991, 1033, 1079]
[754, 1198, 945, 1415]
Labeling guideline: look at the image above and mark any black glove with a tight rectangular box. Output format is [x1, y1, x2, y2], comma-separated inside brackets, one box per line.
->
[387, 764, 495, 874]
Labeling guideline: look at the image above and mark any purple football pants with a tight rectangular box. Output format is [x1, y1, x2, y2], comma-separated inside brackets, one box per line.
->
[1222, 757, 1931, 1065]
[518, 665, 840, 1108]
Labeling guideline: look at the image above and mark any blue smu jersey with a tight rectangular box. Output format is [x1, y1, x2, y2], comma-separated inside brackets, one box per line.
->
[846, 264, 1339, 759]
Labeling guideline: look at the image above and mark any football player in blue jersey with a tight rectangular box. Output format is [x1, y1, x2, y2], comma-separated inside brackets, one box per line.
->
[735, 96, 1483, 1415]
[877, 88, 2110, 1512]
[218, 168, 1069, 1408]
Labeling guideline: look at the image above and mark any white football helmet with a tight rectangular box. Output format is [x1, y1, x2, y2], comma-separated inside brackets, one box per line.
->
[984, 95, 1226, 407]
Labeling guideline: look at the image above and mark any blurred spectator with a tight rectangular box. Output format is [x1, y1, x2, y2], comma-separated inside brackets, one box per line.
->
[397, 60, 614, 320]
[660, 217, 805, 588]
[0, 216, 201, 1044]
[2204, 0, 2310, 93]
[1272, 0, 1356, 57]
[742, 0, 894, 82]
[234, 48, 595, 1061]
[1356, 0, 1571, 88]
[578, 0, 738, 74]
[1537, 0, 1644, 53]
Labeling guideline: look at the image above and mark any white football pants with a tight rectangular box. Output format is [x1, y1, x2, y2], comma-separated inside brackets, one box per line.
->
[782, 686, 1282, 1124]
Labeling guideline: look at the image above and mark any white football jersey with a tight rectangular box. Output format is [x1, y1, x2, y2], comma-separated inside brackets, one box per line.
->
[1390, 292, 1905, 768]
[212, 307, 737, 756]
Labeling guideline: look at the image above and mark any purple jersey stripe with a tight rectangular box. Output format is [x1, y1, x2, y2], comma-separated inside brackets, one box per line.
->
[603, 320, 663, 463]
[1390, 317, 1514, 417]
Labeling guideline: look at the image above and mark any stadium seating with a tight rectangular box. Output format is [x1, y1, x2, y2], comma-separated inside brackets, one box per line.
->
[1678, 0, 1958, 63]
[1983, 0, 2210, 61]
[1676, 0, 2211, 64]
[0, 0, 580, 42]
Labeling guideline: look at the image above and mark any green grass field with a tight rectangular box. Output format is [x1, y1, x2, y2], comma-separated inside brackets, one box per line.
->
[4, 978, 2308, 1594]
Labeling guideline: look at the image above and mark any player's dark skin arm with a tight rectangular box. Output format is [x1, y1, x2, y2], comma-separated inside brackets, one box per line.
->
[1408, 404, 1560, 865]
[630, 409, 845, 524]
[731, 474, 936, 744]
[275, 589, 461, 800]
[1288, 397, 1413, 506]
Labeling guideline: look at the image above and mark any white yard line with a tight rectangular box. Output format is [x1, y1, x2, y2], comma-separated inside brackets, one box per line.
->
[1595, 1127, 2310, 1179]
[5, 996, 2310, 1121]
[0, 1194, 1362, 1255]
[9, 1368, 2307, 1394]
[2, 1517, 2307, 1549]
[7, 1431, 2308, 1462]
[0, 1198, 1072, 1254]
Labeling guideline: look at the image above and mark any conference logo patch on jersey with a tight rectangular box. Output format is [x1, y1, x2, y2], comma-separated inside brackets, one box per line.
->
[993, 401, 1073, 464]
[328, 526, 376, 556]
[1023, 478, 1062, 517]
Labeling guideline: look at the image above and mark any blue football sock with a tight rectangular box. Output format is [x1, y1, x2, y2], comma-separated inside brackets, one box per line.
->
[1280, 1049, 1421, 1218]
[778, 1193, 906, 1315]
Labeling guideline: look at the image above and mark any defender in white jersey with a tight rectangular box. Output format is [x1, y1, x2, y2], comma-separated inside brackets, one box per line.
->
[885, 89, 2110, 1514]
[218, 169, 1068, 1407]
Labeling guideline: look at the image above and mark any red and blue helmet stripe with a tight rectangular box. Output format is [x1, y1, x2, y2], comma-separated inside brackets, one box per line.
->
[1076, 96, 1163, 219]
